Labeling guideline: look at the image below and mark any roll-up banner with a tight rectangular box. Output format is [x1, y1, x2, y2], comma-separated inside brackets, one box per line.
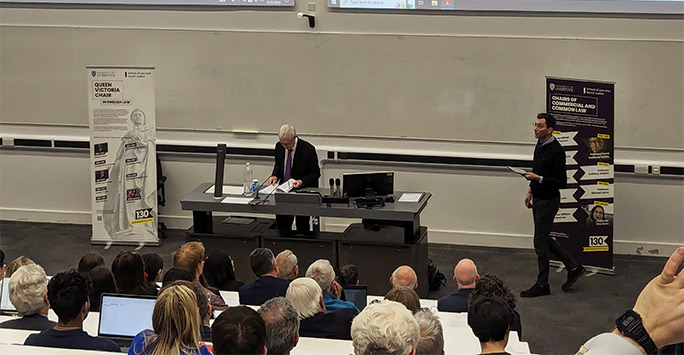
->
[87, 66, 159, 245]
[546, 77, 614, 274]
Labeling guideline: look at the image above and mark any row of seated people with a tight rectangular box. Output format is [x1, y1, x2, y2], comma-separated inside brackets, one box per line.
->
[1, 245, 683, 355]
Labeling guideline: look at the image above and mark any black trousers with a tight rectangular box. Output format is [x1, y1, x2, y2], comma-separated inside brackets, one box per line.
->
[276, 215, 311, 235]
[532, 196, 578, 286]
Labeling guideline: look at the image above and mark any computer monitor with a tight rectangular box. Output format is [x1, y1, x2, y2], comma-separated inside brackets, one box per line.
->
[343, 171, 394, 200]
[343, 285, 368, 311]
[0, 278, 17, 313]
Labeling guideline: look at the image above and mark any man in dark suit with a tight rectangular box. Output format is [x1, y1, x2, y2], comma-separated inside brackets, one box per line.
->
[521, 113, 584, 298]
[267, 124, 321, 234]
[239, 248, 291, 306]
[437, 258, 479, 312]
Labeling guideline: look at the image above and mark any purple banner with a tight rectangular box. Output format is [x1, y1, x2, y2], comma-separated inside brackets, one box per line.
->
[546, 77, 614, 271]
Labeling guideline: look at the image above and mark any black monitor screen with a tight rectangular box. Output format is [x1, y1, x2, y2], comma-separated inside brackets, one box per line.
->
[343, 171, 394, 198]
[343, 285, 367, 311]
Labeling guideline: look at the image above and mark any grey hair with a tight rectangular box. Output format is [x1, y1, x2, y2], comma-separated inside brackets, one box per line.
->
[285, 277, 322, 320]
[9, 264, 48, 316]
[276, 250, 298, 280]
[351, 300, 420, 355]
[414, 309, 445, 355]
[305, 259, 335, 293]
[278, 124, 297, 140]
[258, 297, 300, 355]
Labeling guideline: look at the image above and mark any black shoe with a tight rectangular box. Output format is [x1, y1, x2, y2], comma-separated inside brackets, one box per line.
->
[520, 283, 551, 298]
[562, 266, 586, 292]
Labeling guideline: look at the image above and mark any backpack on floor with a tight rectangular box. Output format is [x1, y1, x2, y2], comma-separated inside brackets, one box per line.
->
[427, 259, 447, 291]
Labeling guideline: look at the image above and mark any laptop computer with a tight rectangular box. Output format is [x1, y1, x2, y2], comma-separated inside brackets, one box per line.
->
[343, 285, 368, 311]
[0, 278, 18, 314]
[98, 293, 156, 349]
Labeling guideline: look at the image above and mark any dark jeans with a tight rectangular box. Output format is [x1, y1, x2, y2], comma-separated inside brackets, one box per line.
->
[532, 196, 578, 286]
[276, 215, 311, 235]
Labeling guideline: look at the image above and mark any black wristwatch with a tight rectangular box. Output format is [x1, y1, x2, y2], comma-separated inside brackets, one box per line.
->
[615, 310, 658, 354]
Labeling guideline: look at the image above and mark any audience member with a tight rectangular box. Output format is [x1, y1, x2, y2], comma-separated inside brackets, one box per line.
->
[414, 308, 445, 355]
[286, 277, 357, 340]
[239, 248, 291, 306]
[351, 300, 420, 355]
[211, 306, 267, 355]
[174, 241, 228, 310]
[258, 297, 300, 355]
[111, 251, 156, 296]
[161, 280, 212, 343]
[468, 297, 514, 355]
[390, 265, 418, 290]
[438, 258, 479, 313]
[203, 249, 244, 291]
[161, 267, 194, 288]
[142, 253, 164, 285]
[338, 264, 360, 286]
[275, 249, 299, 281]
[306, 259, 357, 313]
[129, 283, 211, 355]
[24, 270, 119, 352]
[0, 264, 55, 331]
[384, 286, 421, 314]
[578, 246, 684, 354]
[77, 252, 105, 273]
[0, 249, 5, 279]
[6, 255, 35, 278]
[88, 266, 116, 312]
[469, 274, 522, 338]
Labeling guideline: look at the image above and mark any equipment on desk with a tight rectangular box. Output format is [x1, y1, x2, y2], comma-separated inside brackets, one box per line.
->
[0, 278, 17, 314]
[343, 285, 368, 311]
[98, 293, 156, 349]
[343, 171, 394, 208]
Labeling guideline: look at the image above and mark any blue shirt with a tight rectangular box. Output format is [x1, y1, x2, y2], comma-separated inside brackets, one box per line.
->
[128, 330, 211, 355]
[323, 291, 358, 314]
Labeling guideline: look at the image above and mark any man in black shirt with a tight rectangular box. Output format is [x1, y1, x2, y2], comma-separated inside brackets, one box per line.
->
[520, 113, 585, 298]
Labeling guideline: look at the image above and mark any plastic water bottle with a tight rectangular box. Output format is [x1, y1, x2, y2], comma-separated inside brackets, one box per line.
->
[243, 162, 253, 197]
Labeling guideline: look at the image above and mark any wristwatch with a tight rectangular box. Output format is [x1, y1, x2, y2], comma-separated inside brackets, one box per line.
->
[615, 310, 658, 354]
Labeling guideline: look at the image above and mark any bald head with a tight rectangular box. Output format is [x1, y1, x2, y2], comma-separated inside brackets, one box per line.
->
[390, 265, 418, 290]
[453, 258, 479, 289]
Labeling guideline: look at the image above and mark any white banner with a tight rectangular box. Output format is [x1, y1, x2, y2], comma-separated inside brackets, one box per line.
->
[88, 66, 158, 245]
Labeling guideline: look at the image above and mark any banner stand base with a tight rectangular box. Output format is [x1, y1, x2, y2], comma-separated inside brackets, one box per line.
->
[551, 260, 615, 276]
[90, 239, 161, 247]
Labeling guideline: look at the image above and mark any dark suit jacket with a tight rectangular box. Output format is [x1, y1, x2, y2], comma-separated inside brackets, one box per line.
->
[238, 276, 291, 306]
[271, 138, 320, 188]
[0, 313, 56, 331]
[299, 308, 358, 340]
[437, 288, 474, 313]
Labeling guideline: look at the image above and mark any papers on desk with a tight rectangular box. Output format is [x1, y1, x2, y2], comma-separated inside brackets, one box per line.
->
[259, 179, 296, 194]
[220, 196, 252, 204]
[204, 185, 244, 195]
[398, 192, 424, 202]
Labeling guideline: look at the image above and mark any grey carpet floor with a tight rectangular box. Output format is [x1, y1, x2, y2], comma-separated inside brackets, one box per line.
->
[0, 220, 667, 355]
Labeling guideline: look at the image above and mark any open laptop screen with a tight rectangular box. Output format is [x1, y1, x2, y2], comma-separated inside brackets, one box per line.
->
[0, 278, 17, 313]
[98, 293, 156, 338]
[343, 285, 367, 311]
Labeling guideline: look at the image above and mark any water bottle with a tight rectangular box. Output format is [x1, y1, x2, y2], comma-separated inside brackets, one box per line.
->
[243, 162, 253, 197]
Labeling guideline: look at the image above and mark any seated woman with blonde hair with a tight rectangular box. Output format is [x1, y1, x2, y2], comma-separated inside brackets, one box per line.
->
[128, 284, 211, 355]
[174, 241, 227, 310]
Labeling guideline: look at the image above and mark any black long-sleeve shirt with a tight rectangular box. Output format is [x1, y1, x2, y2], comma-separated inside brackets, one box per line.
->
[530, 137, 567, 200]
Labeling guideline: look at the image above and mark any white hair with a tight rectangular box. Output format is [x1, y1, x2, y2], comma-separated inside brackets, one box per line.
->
[285, 277, 322, 320]
[9, 264, 48, 316]
[305, 259, 335, 293]
[276, 250, 298, 279]
[278, 124, 297, 140]
[351, 300, 420, 355]
[414, 308, 445, 355]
